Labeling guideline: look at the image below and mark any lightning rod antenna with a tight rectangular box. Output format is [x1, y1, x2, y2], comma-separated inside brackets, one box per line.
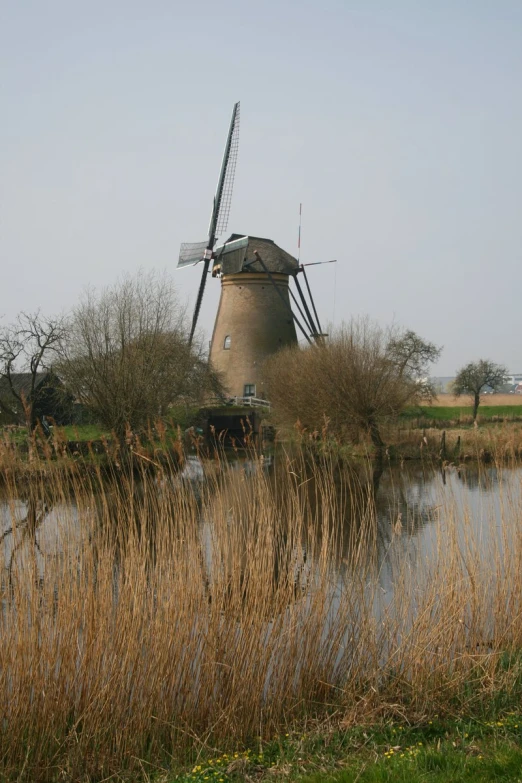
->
[297, 202, 302, 263]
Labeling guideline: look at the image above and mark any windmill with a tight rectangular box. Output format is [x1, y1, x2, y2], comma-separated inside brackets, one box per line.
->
[178, 103, 335, 400]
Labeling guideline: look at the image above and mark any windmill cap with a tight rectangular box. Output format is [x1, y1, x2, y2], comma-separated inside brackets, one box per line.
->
[215, 234, 299, 275]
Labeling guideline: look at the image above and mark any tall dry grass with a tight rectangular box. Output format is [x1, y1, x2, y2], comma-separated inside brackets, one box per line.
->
[387, 422, 522, 461]
[1, 444, 522, 781]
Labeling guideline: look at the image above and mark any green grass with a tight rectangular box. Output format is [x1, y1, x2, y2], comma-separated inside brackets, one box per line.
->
[403, 405, 522, 422]
[168, 713, 522, 783]
[59, 423, 107, 440]
[468, 405, 522, 420]
[2, 420, 185, 444]
[0, 423, 108, 443]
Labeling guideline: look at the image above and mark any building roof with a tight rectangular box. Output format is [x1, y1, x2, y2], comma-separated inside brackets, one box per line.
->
[0, 372, 54, 400]
[216, 234, 299, 276]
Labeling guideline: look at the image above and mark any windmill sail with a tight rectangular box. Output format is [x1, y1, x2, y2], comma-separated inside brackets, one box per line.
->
[178, 241, 210, 268]
[177, 103, 240, 271]
[181, 102, 240, 342]
[214, 236, 249, 256]
[210, 102, 240, 241]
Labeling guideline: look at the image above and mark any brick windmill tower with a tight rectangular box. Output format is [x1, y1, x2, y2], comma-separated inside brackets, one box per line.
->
[178, 103, 326, 401]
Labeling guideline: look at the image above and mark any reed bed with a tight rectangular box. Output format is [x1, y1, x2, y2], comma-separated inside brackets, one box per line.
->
[386, 422, 522, 461]
[0, 445, 522, 781]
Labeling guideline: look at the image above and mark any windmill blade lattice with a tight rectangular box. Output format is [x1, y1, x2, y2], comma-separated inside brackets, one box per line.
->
[182, 102, 241, 343]
[213, 103, 240, 237]
[178, 241, 209, 268]
[177, 103, 241, 271]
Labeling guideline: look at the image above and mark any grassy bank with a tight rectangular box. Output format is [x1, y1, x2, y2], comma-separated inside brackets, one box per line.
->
[2, 400, 522, 474]
[1, 448, 522, 780]
[0, 421, 186, 482]
[1, 420, 189, 446]
[305, 421, 522, 463]
[388, 422, 522, 462]
[167, 712, 522, 782]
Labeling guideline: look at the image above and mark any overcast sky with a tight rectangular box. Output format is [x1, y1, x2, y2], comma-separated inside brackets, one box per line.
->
[1, 0, 521, 375]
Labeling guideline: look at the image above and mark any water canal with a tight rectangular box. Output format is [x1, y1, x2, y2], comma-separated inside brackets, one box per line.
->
[2, 456, 520, 599]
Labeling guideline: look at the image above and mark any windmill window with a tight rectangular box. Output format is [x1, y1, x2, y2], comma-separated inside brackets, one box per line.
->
[244, 384, 256, 397]
[223, 335, 231, 350]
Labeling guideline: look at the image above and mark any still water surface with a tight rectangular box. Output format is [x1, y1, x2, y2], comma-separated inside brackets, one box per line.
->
[1, 459, 521, 593]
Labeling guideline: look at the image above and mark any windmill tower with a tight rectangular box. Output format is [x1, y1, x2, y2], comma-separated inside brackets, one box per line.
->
[178, 103, 329, 401]
[209, 234, 299, 398]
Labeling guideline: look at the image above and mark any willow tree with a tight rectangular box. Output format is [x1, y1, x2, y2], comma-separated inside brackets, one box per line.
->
[262, 318, 441, 453]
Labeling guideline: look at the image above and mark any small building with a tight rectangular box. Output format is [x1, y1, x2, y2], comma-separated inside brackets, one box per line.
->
[0, 372, 72, 427]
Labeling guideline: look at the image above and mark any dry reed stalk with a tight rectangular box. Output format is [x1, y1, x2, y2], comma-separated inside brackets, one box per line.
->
[386, 423, 522, 461]
[0, 444, 521, 781]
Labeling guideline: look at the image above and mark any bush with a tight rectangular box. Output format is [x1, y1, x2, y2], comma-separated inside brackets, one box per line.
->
[262, 318, 441, 450]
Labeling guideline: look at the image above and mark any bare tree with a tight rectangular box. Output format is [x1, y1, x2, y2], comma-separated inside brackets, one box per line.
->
[387, 330, 441, 391]
[453, 359, 508, 422]
[0, 311, 67, 430]
[262, 318, 441, 453]
[58, 271, 222, 440]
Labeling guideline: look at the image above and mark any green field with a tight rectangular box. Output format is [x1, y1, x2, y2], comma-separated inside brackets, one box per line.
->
[403, 405, 522, 422]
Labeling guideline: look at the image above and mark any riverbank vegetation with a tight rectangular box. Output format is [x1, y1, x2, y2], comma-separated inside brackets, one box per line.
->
[170, 712, 522, 783]
[0, 417, 187, 485]
[1, 446, 522, 780]
[263, 319, 441, 453]
[3, 406, 522, 480]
